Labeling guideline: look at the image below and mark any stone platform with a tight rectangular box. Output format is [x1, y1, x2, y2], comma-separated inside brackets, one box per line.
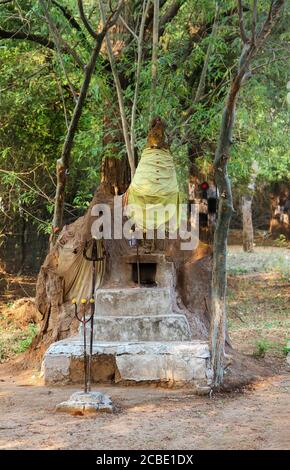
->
[95, 287, 173, 316]
[42, 339, 212, 388]
[81, 314, 191, 342]
[41, 254, 213, 389]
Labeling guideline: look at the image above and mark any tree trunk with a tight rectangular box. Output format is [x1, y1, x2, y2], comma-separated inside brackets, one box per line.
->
[100, 115, 132, 195]
[269, 182, 290, 239]
[151, 0, 159, 111]
[210, 103, 234, 387]
[51, 38, 105, 241]
[242, 195, 254, 252]
[241, 161, 258, 252]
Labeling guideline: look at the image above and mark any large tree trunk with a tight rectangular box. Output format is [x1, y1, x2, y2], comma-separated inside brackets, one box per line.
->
[33, 188, 213, 354]
[100, 115, 132, 195]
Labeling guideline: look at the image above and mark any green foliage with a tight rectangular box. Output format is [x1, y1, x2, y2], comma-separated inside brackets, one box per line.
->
[0, 0, 289, 235]
[12, 323, 38, 354]
[253, 339, 271, 357]
[0, 322, 38, 361]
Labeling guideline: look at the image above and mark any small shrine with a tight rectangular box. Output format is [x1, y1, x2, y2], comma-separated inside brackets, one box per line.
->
[41, 117, 213, 391]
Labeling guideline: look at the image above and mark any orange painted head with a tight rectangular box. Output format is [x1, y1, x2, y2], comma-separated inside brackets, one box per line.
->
[147, 116, 168, 149]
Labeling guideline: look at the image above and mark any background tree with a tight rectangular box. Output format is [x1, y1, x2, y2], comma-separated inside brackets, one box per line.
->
[210, 0, 286, 387]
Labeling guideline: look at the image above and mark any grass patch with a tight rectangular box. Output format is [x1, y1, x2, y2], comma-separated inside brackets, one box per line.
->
[253, 339, 271, 358]
[0, 322, 38, 362]
[227, 269, 290, 362]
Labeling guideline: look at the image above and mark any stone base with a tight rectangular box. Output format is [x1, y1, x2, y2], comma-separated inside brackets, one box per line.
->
[42, 338, 213, 389]
[56, 391, 113, 415]
[95, 287, 174, 316]
[82, 314, 192, 342]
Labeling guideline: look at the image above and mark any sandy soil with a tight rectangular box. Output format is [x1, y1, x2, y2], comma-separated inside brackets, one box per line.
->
[0, 363, 289, 450]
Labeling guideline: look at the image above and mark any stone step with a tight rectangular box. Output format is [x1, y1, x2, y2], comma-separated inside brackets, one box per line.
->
[95, 287, 173, 317]
[81, 314, 192, 342]
[42, 338, 212, 388]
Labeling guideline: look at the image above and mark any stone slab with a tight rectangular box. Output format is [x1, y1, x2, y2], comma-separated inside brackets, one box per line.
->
[56, 391, 113, 415]
[82, 314, 192, 342]
[42, 338, 212, 387]
[95, 287, 173, 317]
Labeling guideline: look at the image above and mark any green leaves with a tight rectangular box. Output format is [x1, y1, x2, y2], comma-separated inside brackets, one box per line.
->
[0, 0, 288, 235]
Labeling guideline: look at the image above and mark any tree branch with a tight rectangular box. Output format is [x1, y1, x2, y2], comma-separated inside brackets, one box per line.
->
[159, 0, 185, 36]
[119, 14, 138, 41]
[251, 53, 290, 73]
[102, 0, 126, 34]
[251, 0, 258, 44]
[151, 0, 159, 113]
[238, 0, 249, 43]
[51, 1, 125, 238]
[130, 0, 151, 154]
[193, 2, 220, 104]
[51, 0, 83, 34]
[98, 0, 135, 178]
[51, 0, 90, 48]
[77, 0, 98, 39]
[145, 0, 167, 30]
[0, 27, 56, 49]
[39, 0, 85, 69]
[256, 0, 285, 47]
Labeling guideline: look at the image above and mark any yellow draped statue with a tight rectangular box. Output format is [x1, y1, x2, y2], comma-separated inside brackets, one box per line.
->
[125, 147, 180, 232]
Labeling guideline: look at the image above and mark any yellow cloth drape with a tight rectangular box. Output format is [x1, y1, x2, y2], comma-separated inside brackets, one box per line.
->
[56, 239, 105, 303]
[125, 147, 180, 231]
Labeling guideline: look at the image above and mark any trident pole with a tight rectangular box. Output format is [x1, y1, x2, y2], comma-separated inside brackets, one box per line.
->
[83, 239, 105, 392]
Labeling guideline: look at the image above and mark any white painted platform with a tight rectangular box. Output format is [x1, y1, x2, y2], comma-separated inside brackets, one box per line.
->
[42, 339, 213, 388]
[95, 287, 173, 316]
[81, 314, 192, 342]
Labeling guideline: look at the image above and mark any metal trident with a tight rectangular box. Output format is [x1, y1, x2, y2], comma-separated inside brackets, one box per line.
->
[72, 239, 105, 393]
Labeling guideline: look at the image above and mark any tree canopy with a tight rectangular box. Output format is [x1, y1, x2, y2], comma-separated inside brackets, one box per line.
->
[0, 0, 289, 235]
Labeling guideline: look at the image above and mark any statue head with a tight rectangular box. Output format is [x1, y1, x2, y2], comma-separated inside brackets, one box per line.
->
[147, 116, 169, 149]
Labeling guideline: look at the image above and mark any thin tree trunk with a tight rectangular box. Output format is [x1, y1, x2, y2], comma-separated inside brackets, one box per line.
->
[51, 39, 104, 240]
[99, 0, 136, 179]
[130, 0, 151, 155]
[194, 2, 219, 104]
[241, 161, 258, 252]
[18, 214, 27, 274]
[211, 100, 235, 387]
[242, 195, 254, 252]
[150, 0, 159, 114]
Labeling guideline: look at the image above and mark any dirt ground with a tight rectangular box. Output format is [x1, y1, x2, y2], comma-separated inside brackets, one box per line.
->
[0, 245, 289, 450]
[0, 364, 289, 450]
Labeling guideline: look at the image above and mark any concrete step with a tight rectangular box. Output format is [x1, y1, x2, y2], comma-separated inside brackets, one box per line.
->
[81, 314, 192, 342]
[42, 338, 212, 388]
[95, 287, 173, 317]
